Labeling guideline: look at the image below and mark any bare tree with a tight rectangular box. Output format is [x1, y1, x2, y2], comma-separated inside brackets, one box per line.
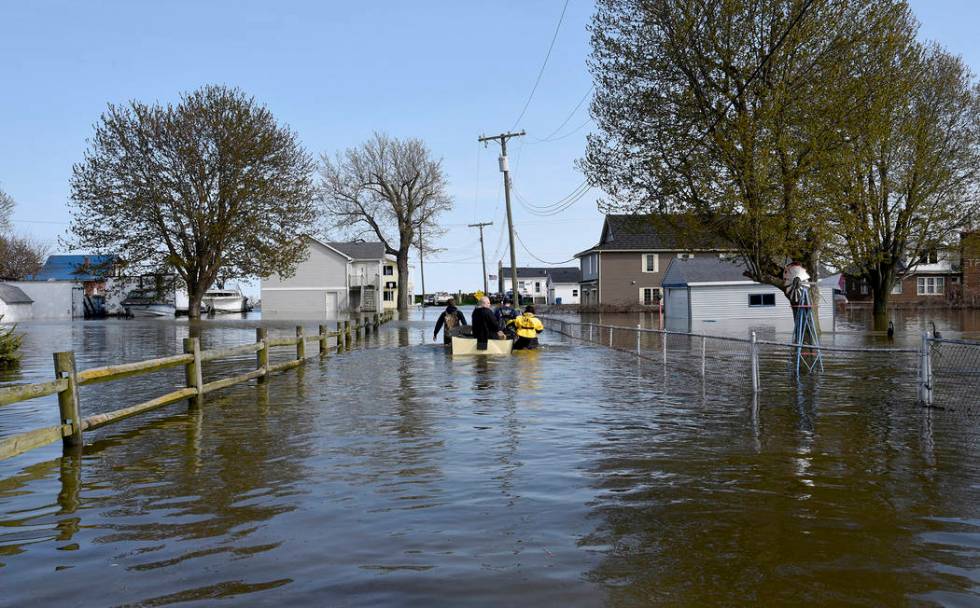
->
[0, 234, 47, 280]
[0, 185, 14, 234]
[319, 133, 452, 312]
[67, 85, 318, 318]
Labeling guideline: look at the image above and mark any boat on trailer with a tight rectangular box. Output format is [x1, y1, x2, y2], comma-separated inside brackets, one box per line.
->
[451, 336, 513, 355]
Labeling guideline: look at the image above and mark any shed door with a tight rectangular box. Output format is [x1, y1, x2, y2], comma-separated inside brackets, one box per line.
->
[325, 291, 338, 317]
[666, 287, 689, 320]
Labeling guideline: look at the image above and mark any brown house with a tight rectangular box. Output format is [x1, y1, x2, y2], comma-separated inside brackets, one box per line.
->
[575, 215, 733, 309]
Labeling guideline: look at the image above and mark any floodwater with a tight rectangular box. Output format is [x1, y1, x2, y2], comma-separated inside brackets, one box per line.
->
[0, 310, 978, 606]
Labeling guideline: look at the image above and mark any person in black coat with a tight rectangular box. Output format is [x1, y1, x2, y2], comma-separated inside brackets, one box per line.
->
[433, 299, 467, 344]
[471, 296, 504, 349]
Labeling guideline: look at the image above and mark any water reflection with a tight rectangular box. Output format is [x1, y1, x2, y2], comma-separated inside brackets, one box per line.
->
[0, 314, 977, 605]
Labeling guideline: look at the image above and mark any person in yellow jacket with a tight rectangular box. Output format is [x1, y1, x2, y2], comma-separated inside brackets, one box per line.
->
[510, 305, 545, 350]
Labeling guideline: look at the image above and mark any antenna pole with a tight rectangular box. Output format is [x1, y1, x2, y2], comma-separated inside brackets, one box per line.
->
[478, 130, 525, 305]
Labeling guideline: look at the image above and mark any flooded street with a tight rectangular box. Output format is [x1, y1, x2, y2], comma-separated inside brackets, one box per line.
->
[1, 310, 979, 606]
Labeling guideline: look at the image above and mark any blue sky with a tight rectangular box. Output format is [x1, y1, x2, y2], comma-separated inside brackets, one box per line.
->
[1, 1, 976, 294]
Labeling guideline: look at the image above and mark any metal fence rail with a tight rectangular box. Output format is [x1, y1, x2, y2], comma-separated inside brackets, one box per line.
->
[541, 316, 976, 409]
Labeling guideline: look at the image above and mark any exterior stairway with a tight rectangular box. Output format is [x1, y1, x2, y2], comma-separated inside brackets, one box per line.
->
[362, 289, 377, 313]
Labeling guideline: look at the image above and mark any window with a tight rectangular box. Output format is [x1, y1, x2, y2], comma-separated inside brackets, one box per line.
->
[917, 276, 945, 295]
[518, 281, 525, 289]
[535, 282, 541, 293]
[748, 293, 776, 307]
[572, 289, 579, 297]
[383, 266, 394, 276]
[640, 287, 661, 306]
[859, 280, 869, 295]
[919, 249, 939, 265]
[383, 291, 394, 301]
[642, 253, 659, 273]
[891, 281, 903, 295]
[677, 253, 694, 260]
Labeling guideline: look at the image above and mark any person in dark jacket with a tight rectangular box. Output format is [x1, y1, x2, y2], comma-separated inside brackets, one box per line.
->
[471, 296, 504, 349]
[433, 299, 467, 344]
[494, 298, 519, 338]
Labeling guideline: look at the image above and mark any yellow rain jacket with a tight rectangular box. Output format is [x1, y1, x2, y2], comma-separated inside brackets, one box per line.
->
[511, 312, 544, 339]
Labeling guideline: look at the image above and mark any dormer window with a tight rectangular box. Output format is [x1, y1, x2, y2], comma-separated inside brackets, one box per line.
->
[919, 249, 939, 264]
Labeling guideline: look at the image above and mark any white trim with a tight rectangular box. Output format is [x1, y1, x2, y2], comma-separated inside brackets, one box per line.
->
[641, 253, 659, 273]
[686, 281, 757, 287]
[261, 286, 347, 291]
[639, 286, 662, 306]
[301, 235, 354, 260]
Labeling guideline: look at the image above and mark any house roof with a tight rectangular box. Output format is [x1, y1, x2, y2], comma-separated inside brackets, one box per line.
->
[576, 215, 730, 256]
[661, 256, 752, 287]
[0, 283, 34, 304]
[28, 255, 117, 281]
[501, 267, 553, 279]
[328, 241, 386, 260]
[546, 267, 582, 283]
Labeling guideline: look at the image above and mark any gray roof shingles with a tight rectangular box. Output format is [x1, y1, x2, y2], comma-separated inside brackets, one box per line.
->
[328, 241, 386, 260]
[577, 215, 730, 255]
[660, 256, 751, 286]
[501, 267, 581, 282]
[0, 283, 34, 304]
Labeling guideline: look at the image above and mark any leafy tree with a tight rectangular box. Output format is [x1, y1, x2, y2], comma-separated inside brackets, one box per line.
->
[0, 319, 22, 369]
[68, 85, 317, 318]
[821, 45, 980, 329]
[583, 0, 912, 319]
[319, 133, 452, 312]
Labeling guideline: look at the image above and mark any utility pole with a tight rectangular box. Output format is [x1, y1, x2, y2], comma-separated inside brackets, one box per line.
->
[417, 225, 426, 308]
[479, 130, 525, 305]
[468, 221, 493, 295]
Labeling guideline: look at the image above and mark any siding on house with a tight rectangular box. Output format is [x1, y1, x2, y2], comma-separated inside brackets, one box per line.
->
[598, 251, 693, 307]
[261, 238, 350, 318]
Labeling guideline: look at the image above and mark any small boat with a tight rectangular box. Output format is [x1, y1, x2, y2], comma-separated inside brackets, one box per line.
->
[122, 290, 176, 318]
[451, 336, 513, 355]
[203, 287, 249, 314]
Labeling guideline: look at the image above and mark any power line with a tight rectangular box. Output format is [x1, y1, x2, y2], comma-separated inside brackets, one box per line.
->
[510, 0, 571, 130]
[530, 86, 594, 143]
[515, 230, 577, 265]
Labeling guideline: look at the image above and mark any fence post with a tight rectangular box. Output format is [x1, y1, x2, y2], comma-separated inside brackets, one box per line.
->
[609, 326, 613, 347]
[256, 328, 269, 384]
[701, 336, 706, 378]
[319, 324, 328, 355]
[336, 322, 344, 352]
[589, 324, 593, 342]
[920, 332, 933, 406]
[183, 337, 204, 407]
[751, 331, 760, 393]
[662, 331, 667, 367]
[296, 326, 305, 360]
[374, 313, 379, 329]
[53, 351, 83, 447]
[636, 324, 641, 354]
[344, 320, 352, 350]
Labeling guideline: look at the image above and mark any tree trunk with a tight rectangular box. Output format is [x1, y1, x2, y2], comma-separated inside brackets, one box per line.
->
[871, 283, 890, 332]
[396, 253, 410, 313]
[187, 288, 204, 320]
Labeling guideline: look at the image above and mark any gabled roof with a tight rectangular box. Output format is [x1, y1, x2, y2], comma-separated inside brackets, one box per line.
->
[28, 255, 117, 281]
[502, 267, 553, 279]
[0, 283, 33, 304]
[547, 267, 582, 283]
[576, 214, 731, 256]
[328, 241, 386, 260]
[661, 256, 752, 287]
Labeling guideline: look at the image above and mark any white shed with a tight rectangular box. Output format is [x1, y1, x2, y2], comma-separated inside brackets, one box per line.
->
[662, 257, 834, 331]
[0, 284, 34, 322]
[261, 236, 352, 319]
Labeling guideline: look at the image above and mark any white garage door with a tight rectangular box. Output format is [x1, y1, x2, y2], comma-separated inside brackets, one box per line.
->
[325, 291, 338, 317]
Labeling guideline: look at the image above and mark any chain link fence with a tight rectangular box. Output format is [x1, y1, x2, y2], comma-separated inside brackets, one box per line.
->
[541, 317, 975, 409]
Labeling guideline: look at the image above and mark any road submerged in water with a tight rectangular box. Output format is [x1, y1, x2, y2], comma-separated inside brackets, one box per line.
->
[0, 312, 978, 606]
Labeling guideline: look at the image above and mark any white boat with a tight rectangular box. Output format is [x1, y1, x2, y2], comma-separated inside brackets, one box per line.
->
[451, 336, 513, 355]
[203, 287, 249, 314]
[122, 290, 176, 318]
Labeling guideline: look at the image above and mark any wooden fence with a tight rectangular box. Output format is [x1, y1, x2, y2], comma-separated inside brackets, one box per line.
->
[0, 311, 395, 462]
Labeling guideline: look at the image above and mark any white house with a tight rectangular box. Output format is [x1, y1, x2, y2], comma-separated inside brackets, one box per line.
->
[0, 284, 34, 322]
[500, 266, 580, 304]
[546, 267, 582, 305]
[661, 257, 834, 332]
[261, 237, 402, 319]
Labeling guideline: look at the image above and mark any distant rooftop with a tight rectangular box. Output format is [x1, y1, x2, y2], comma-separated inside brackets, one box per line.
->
[0, 283, 33, 304]
[577, 214, 731, 256]
[501, 267, 580, 282]
[28, 255, 117, 281]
